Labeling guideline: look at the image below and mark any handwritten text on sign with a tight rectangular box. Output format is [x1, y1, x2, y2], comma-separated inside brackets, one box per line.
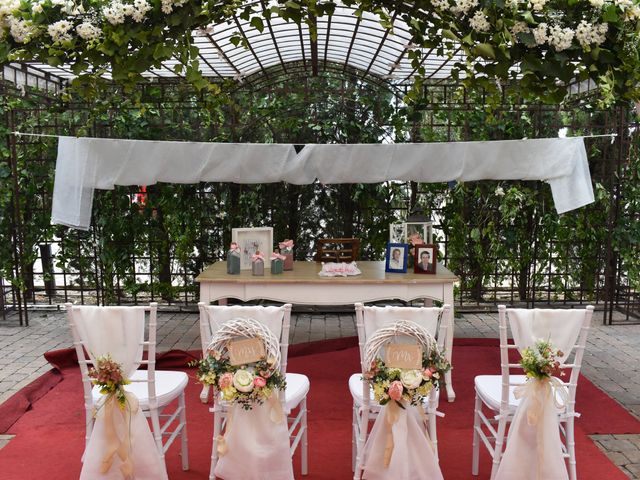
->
[228, 338, 266, 366]
[385, 344, 423, 369]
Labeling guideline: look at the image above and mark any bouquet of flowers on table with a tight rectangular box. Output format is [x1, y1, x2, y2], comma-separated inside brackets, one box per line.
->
[192, 350, 286, 411]
[365, 347, 450, 408]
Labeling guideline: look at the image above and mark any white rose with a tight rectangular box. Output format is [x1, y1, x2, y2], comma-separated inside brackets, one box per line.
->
[232, 369, 254, 393]
[400, 369, 423, 390]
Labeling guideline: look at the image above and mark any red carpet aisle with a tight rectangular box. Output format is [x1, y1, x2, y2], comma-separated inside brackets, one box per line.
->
[0, 338, 637, 479]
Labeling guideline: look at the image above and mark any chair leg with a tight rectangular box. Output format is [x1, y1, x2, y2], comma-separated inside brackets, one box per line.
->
[179, 393, 189, 471]
[354, 406, 368, 480]
[566, 417, 577, 480]
[428, 407, 438, 463]
[352, 403, 357, 472]
[210, 407, 222, 480]
[472, 393, 481, 476]
[301, 398, 309, 476]
[490, 414, 508, 480]
[150, 405, 164, 461]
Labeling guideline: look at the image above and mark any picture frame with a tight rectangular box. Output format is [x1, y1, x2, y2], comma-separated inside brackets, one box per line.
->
[385, 243, 408, 273]
[414, 244, 437, 274]
[405, 222, 433, 245]
[389, 223, 407, 244]
[231, 227, 274, 270]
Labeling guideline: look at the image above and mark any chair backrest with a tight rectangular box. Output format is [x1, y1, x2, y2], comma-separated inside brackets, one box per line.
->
[354, 303, 450, 375]
[66, 303, 158, 446]
[315, 238, 360, 263]
[198, 303, 293, 377]
[498, 305, 594, 414]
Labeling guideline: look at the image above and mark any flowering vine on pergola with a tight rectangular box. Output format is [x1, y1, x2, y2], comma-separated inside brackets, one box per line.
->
[0, 0, 639, 106]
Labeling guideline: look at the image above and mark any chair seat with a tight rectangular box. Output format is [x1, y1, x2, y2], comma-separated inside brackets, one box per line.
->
[284, 373, 310, 413]
[474, 374, 568, 413]
[348, 372, 439, 408]
[92, 369, 188, 409]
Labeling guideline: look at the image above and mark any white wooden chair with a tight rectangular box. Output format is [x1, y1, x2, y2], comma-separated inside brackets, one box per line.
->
[472, 305, 594, 480]
[198, 302, 309, 480]
[350, 303, 450, 480]
[66, 302, 189, 471]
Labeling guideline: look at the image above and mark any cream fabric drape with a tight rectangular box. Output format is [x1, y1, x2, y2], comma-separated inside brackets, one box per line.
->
[214, 403, 294, 480]
[74, 307, 168, 480]
[362, 404, 444, 480]
[52, 136, 593, 229]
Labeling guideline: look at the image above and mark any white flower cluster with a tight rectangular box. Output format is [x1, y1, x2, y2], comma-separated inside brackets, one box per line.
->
[529, 0, 547, 11]
[51, 0, 84, 16]
[103, 0, 152, 25]
[103, 2, 126, 24]
[47, 19, 73, 42]
[9, 17, 35, 43]
[76, 21, 101, 41]
[547, 25, 574, 51]
[161, 0, 188, 15]
[450, 0, 478, 15]
[532, 22, 548, 45]
[431, 0, 450, 9]
[469, 10, 491, 32]
[589, 0, 605, 8]
[575, 20, 607, 47]
[510, 20, 531, 38]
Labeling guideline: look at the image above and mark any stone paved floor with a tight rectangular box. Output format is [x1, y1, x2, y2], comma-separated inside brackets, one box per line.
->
[0, 307, 639, 477]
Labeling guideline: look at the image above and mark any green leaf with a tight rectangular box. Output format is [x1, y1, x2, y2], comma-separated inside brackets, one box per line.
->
[474, 43, 496, 59]
[285, 1, 300, 9]
[602, 4, 619, 23]
[250, 16, 264, 32]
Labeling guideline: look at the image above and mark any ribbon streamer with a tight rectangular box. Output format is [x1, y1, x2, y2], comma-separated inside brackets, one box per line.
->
[99, 392, 139, 478]
[383, 401, 401, 467]
[513, 377, 568, 478]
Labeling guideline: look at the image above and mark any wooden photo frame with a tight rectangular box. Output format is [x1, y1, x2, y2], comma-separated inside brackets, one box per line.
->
[231, 227, 274, 270]
[385, 243, 408, 273]
[414, 244, 437, 274]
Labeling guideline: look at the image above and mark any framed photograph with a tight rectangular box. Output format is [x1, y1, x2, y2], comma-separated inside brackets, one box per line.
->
[231, 227, 274, 270]
[414, 244, 437, 274]
[389, 223, 407, 244]
[405, 222, 433, 245]
[385, 243, 408, 273]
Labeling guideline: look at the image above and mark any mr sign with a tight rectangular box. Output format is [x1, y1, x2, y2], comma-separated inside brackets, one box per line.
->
[228, 337, 266, 366]
[385, 344, 423, 370]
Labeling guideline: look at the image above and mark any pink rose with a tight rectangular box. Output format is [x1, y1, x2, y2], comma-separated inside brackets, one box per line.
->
[218, 372, 233, 389]
[388, 381, 404, 401]
[253, 376, 267, 388]
[259, 370, 272, 378]
[422, 368, 433, 380]
[429, 366, 437, 373]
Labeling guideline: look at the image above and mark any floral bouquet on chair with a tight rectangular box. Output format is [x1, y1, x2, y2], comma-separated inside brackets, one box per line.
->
[520, 339, 564, 380]
[192, 349, 286, 411]
[88, 354, 131, 408]
[365, 347, 450, 408]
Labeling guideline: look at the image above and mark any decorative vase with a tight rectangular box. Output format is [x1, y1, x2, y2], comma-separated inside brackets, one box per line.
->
[283, 252, 293, 271]
[252, 259, 264, 276]
[227, 251, 240, 275]
[271, 258, 284, 274]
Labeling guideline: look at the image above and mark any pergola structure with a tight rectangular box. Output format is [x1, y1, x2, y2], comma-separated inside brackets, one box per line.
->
[0, 0, 638, 327]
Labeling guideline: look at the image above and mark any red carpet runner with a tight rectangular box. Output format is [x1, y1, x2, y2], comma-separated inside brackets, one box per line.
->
[0, 337, 637, 479]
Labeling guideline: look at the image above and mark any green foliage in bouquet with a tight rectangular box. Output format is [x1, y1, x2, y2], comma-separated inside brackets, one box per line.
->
[520, 339, 564, 380]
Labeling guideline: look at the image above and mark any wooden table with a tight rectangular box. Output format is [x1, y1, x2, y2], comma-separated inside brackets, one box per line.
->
[196, 260, 459, 401]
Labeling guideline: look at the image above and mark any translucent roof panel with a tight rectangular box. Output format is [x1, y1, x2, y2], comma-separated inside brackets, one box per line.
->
[24, 0, 464, 85]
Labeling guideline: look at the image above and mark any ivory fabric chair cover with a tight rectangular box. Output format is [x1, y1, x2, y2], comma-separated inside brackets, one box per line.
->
[362, 405, 444, 480]
[214, 403, 295, 480]
[75, 307, 168, 480]
[494, 309, 586, 480]
[362, 306, 441, 340]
